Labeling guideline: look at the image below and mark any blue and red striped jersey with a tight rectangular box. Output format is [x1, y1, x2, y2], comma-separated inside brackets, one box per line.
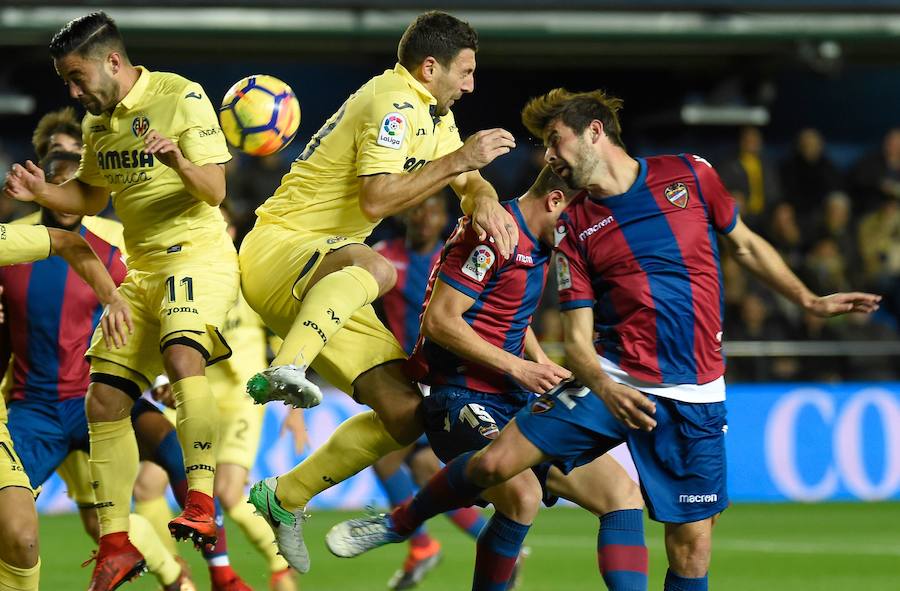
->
[373, 238, 442, 355]
[556, 154, 737, 386]
[0, 220, 126, 403]
[407, 199, 551, 393]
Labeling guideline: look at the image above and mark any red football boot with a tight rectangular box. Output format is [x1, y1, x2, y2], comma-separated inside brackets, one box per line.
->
[83, 533, 146, 591]
[169, 490, 218, 552]
[269, 567, 297, 591]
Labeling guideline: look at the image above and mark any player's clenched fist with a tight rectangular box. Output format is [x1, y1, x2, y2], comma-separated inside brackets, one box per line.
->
[457, 128, 516, 171]
[3, 160, 46, 202]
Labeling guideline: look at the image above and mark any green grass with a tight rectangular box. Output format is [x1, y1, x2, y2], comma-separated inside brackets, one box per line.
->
[38, 503, 900, 590]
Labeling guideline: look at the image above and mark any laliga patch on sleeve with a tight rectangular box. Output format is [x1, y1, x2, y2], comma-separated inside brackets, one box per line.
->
[556, 253, 572, 290]
[462, 244, 496, 282]
[376, 112, 406, 149]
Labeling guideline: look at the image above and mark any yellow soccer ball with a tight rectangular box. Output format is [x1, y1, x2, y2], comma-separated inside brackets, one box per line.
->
[219, 74, 301, 156]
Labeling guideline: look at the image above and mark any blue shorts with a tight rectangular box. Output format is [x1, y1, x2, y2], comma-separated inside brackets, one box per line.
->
[422, 385, 559, 506]
[7, 397, 163, 489]
[515, 384, 729, 523]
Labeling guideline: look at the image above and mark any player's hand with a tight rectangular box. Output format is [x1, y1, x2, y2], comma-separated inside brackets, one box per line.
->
[596, 380, 656, 431]
[143, 129, 186, 169]
[3, 160, 46, 202]
[806, 292, 881, 317]
[100, 295, 133, 350]
[152, 380, 176, 409]
[280, 408, 309, 454]
[510, 359, 571, 394]
[457, 129, 516, 171]
[471, 196, 519, 259]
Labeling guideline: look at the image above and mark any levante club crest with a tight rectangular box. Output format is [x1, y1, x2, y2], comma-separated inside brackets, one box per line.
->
[665, 182, 689, 208]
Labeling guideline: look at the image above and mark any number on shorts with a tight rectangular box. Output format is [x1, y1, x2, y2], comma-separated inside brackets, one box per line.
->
[459, 403, 495, 429]
[234, 418, 248, 441]
[165, 276, 194, 303]
[557, 386, 591, 410]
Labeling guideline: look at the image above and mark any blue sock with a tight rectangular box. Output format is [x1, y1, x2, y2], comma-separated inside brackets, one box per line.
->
[598, 509, 648, 591]
[473, 512, 530, 591]
[153, 429, 186, 492]
[202, 498, 229, 563]
[446, 507, 488, 539]
[664, 569, 708, 591]
[380, 466, 429, 540]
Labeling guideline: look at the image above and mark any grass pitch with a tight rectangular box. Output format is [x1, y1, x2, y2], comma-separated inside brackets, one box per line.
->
[38, 502, 900, 590]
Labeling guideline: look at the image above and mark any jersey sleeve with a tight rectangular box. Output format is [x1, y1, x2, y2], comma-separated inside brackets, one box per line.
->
[356, 90, 417, 176]
[555, 221, 594, 311]
[75, 119, 106, 188]
[434, 110, 463, 158]
[437, 223, 501, 299]
[0, 224, 51, 266]
[177, 82, 232, 167]
[688, 154, 738, 234]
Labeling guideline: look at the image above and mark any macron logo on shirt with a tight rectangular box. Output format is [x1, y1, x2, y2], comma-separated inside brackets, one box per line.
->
[578, 215, 614, 241]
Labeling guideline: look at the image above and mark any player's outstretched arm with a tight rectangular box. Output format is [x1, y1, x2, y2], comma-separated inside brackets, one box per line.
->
[142, 129, 226, 205]
[561, 307, 656, 431]
[3, 160, 109, 216]
[724, 216, 881, 317]
[48, 228, 133, 349]
[359, 129, 516, 248]
[422, 279, 569, 393]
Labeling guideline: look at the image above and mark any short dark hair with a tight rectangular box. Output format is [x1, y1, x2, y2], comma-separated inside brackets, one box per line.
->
[49, 11, 128, 61]
[397, 11, 478, 71]
[32, 107, 82, 160]
[527, 165, 578, 198]
[522, 88, 625, 148]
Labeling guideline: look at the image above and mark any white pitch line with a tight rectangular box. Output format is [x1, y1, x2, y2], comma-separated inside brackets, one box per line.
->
[530, 535, 900, 557]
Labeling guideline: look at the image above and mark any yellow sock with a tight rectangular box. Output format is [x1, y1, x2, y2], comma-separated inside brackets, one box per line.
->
[172, 376, 219, 496]
[89, 417, 138, 535]
[227, 498, 289, 572]
[0, 556, 39, 591]
[133, 496, 176, 554]
[273, 266, 380, 366]
[276, 411, 402, 510]
[128, 514, 181, 586]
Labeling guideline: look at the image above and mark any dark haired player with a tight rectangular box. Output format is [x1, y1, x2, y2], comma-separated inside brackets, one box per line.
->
[242, 10, 520, 572]
[4, 11, 238, 590]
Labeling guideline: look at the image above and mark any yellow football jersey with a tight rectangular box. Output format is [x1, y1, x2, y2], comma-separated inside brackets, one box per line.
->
[76, 66, 233, 267]
[255, 63, 463, 241]
[0, 223, 50, 266]
[208, 290, 268, 395]
[12, 212, 125, 253]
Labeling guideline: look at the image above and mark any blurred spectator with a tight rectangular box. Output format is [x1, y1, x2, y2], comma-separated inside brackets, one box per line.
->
[848, 127, 900, 214]
[230, 152, 288, 218]
[833, 312, 899, 381]
[720, 126, 782, 230]
[856, 194, 900, 285]
[801, 236, 850, 296]
[779, 128, 843, 228]
[764, 201, 804, 271]
[807, 192, 859, 277]
[724, 291, 799, 382]
[795, 313, 844, 383]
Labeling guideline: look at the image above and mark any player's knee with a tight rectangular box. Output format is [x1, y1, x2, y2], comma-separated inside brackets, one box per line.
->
[362, 255, 397, 295]
[161, 343, 206, 380]
[86, 383, 132, 421]
[213, 477, 242, 509]
[666, 524, 712, 577]
[0, 523, 39, 568]
[469, 449, 513, 488]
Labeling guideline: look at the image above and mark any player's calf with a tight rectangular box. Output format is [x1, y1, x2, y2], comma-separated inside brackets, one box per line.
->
[467, 420, 546, 490]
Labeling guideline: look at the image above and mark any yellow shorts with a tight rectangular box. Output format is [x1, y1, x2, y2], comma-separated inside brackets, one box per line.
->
[56, 450, 95, 507]
[0, 422, 33, 494]
[239, 224, 406, 395]
[87, 254, 240, 390]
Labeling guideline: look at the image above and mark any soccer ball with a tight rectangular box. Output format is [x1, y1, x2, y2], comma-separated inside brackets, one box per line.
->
[219, 75, 301, 156]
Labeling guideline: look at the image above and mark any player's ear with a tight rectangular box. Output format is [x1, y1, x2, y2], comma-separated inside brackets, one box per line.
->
[420, 57, 438, 83]
[589, 120, 604, 143]
[547, 190, 565, 212]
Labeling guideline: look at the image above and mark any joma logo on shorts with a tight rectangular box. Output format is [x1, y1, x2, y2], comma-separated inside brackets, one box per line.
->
[679, 494, 718, 503]
[166, 306, 199, 315]
[303, 320, 327, 343]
